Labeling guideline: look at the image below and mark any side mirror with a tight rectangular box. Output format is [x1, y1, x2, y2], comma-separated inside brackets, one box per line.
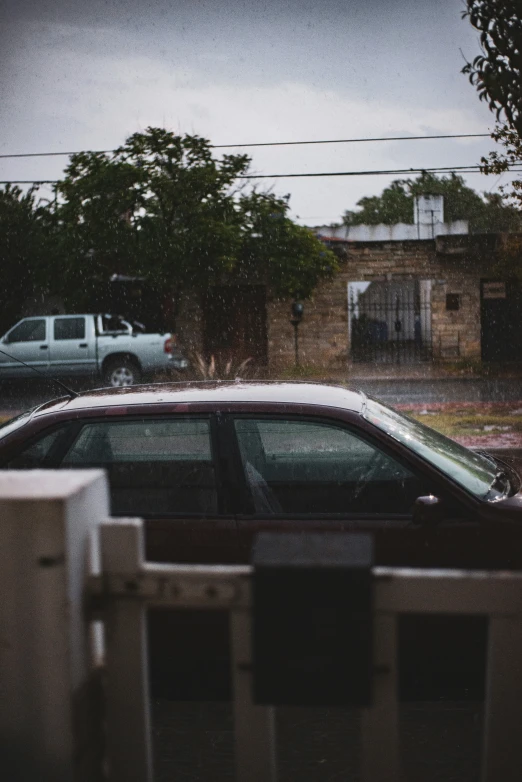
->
[412, 495, 445, 526]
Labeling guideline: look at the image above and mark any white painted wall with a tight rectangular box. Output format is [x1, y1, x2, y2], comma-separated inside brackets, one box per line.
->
[315, 219, 468, 242]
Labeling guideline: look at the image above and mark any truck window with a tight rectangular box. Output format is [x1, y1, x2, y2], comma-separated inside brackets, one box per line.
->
[54, 317, 86, 340]
[100, 315, 130, 334]
[7, 319, 46, 343]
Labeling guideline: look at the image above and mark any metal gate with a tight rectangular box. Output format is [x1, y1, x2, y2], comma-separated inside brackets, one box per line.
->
[348, 280, 432, 364]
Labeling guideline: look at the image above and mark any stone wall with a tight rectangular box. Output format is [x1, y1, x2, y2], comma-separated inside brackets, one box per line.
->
[174, 238, 490, 371]
[268, 239, 484, 371]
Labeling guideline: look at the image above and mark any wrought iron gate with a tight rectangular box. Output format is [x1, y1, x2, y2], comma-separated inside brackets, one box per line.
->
[348, 280, 432, 364]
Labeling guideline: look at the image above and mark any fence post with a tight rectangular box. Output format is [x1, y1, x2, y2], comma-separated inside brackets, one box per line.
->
[482, 615, 522, 782]
[230, 602, 277, 782]
[100, 519, 153, 782]
[0, 469, 109, 782]
[360, 612, 400, 782]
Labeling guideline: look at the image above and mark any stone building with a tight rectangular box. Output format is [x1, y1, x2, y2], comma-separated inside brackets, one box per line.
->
[176, 194, 521, 370]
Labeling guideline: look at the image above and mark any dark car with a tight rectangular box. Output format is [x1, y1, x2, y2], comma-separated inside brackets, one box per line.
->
[1, 381, 521, 699]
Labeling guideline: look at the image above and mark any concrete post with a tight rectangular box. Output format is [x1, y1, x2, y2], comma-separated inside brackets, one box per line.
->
[0, 469, 109, 782]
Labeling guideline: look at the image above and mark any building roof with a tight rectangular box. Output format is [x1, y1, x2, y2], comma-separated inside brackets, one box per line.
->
[315, 220, 469, 243]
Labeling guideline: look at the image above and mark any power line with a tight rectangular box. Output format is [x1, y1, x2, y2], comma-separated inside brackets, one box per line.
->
[0, 180, 58, 184]
[214, 133, 490, 148]
[2, 164, 521, 187]
[238, 164, 522, 179]
[0, 132, 491, 160]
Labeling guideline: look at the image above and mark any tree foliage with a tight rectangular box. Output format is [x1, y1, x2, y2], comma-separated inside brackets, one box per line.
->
[479, 125, 522, 278]
[462, 0, 522, 135]
[481, 123, 522, 209]
[48, 128, 336, 310]
[236, 190, 336, 299]
[0, 185, 50, 334]
[342, 172, 522, 232]
[462, 2, 522, 276]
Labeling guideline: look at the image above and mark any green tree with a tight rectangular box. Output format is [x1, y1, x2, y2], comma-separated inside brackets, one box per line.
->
[461, 2, 522, 274]
[462, 0, 522, 136]
[49, 128, 336, 313]
[236, 190, 337, 299]
[481, 124, 522, 210]
[342, 172, 522, 232]
[0, 185, 49, 334]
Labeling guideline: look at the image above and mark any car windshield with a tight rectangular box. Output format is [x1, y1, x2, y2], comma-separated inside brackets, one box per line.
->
[364, 398, 508, 501]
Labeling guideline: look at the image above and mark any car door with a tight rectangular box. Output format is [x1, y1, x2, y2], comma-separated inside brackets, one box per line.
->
[54, 414, 239, 563]
[49, 316, 96, 374]
[229, 413, 439, 565]
[0, 317, 50, 376]
[3, 412, 239, 698]
[56, 412, 239, 698]
[229, 413, 493, 700]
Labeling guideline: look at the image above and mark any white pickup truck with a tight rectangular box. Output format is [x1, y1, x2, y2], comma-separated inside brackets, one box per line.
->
[0, 314, 188, 386]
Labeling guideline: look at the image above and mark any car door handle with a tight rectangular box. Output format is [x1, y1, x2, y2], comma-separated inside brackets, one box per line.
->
[40, 345, 48, 350]
[79, 343, 88, 348]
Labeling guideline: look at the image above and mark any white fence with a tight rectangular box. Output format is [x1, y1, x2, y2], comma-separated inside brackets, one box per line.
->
[1, 470, 522, 782]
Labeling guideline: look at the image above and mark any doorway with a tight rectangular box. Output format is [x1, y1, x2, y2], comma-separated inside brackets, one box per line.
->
[203, 285, 268, 365]
[481, 279, 522, 362]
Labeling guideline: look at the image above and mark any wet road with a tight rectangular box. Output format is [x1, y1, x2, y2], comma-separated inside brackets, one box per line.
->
[0, 377, 521, 417]
[354, 378, 522, 405]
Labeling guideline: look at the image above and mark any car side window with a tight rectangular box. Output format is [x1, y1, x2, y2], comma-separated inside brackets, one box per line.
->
[7, 319, 46, 343]
[60, 418, 218, 516]
[234, 418, 426, 515]
[6, 426, 70, 468]
[54, 317, 85, 340]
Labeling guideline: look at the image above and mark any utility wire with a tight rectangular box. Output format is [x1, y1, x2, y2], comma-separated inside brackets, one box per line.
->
[0, 132, 491, 160]
[213, 133, 490, 148]
[240, 164, 522, 179]
[2, 164, 522, 186]
[0, 180, 59, 184]
[3, 163, 522, 187]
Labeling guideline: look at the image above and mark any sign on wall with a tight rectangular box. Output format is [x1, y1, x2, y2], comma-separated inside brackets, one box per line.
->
[483, 282, 507, 300]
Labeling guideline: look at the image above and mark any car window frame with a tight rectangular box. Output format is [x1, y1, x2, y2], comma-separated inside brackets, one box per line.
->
[0, 421, 78, 468]
[226, 411, 465, 520]
[0, 412, 233, 517]
[56, 413, 228, 518]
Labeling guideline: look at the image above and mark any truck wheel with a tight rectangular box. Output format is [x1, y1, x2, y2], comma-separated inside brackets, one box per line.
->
[103, 359, 141, 387]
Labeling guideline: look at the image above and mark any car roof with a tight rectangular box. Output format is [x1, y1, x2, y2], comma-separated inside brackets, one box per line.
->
[31, 381, 365, 418]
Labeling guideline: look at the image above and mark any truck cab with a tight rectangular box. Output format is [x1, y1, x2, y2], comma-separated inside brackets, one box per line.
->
[0, 314, 187, 385]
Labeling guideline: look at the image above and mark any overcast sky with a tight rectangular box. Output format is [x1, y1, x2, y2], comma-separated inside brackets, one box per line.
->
[0, 0, 503, 224]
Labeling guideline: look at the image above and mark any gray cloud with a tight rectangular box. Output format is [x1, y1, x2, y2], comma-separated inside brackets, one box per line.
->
[0, 0, 496, 224]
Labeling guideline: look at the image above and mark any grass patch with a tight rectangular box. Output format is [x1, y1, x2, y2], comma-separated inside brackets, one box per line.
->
[404, 410, 522, 439]
[275, 364, 347, 381]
